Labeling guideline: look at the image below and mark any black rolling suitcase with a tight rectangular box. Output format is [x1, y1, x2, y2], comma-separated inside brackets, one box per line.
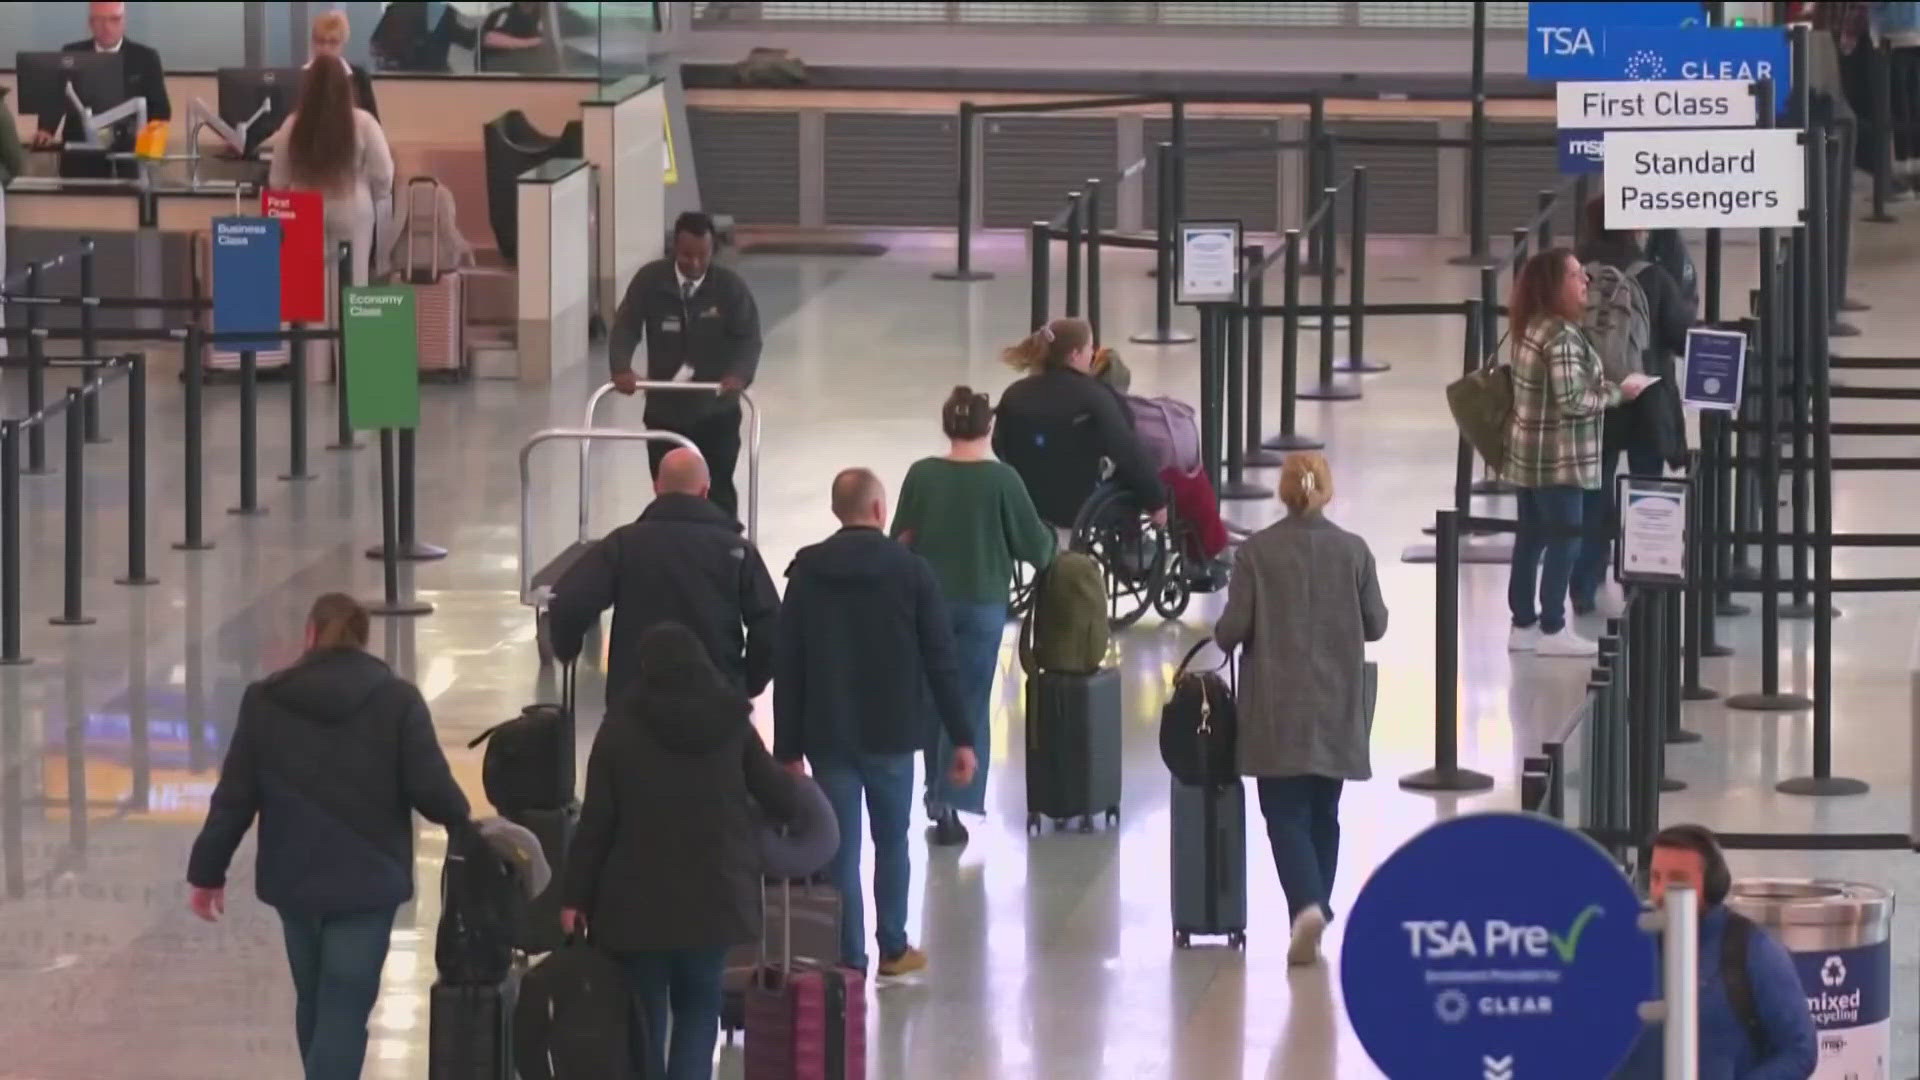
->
[430, 970, 521, 1080]
[1171, 778, 1247, 949]
[1025, 667, 1123, 833]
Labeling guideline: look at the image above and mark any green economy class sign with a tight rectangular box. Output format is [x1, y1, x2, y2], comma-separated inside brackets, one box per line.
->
[342, 286, 420, 431]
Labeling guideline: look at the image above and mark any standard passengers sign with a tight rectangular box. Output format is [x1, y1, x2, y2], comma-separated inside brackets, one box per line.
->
[1602, 127, 1804, 229]
[1555, 80, 1756, 129]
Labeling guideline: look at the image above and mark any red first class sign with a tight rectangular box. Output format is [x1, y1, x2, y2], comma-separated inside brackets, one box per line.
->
[262, 189, 327, 323]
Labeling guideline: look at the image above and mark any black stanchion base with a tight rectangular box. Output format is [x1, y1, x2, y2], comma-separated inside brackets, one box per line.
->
[1335, 358, 1393, 375]
[1682, 685, 1721, 702]
[279, 471, 319, 482]
[19, 467, 54, 478]
[1128, 329, 1196, 346]
[366, 542, 450, 562]
[0, 657, 34, 667]
[85, 436, 111, 447]
[1830, 321, 1863, 338]
[367, 598, 435, 617]
[1470, 478, 1517, 496]
[1775, 775, 1870, 797]
[1262, 433, 1325, 452]
[1724, 691, 1814, 713]
[1666, 726, 1705, 744]
[932, 269, 994, 282]
[326, 440, 365, 452]
[228, 505, 269, 517]
[172, 540, 216, 552]
[1398, 765, 1496, 793]
[1779, 600, 1824, 620]
[1702, 642, 1735, 658]
[1865, 212, 1898, 223]
[1296, 382, 1362, 402]
[1242, 448, 1287, 467]
[1729, 562, 1759, 583]
[1660, 776, 1687, 792]
[115, 576, 160, 587]
[1841, 296, 1870, 313]
[1716, 600, 1750, 617]
[49, 614, 96, 627]
[1218, 479, 1272, 502]
[1447, 251, 1499, 268]
[1401, 538, 1513, 565]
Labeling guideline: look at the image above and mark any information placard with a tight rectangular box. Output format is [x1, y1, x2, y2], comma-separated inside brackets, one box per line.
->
[211, 216, 282, 351]
[342, 286, 420, 431]
[1616, 475, 1689, 585]
[1556, 80, 1756, 129]
[1681, 327, 1747, 411]
[1176, 220, 1242, 306]
[263, 189, 327, 323]
[1602, 127, 1805, 230]
[1341, 813, 1655, 1080]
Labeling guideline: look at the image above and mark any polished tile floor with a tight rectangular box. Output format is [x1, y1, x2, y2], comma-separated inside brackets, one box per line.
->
[2, 209, 1919, 1079]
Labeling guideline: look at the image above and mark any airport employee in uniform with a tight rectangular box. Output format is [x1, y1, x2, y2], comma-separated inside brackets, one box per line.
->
[29, 2, 171, 180]
[609, 211, 763, 521]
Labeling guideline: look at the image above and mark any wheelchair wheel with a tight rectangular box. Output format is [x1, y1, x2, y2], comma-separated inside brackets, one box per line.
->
[1071, 485, 1167, 631]
[1008, 560, 1036, 620]
[1154, 549, 1192, 621]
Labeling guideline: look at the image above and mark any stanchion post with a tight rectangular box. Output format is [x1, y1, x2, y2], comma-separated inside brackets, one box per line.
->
[1298, 187, 1358, 402]
[1064, 190, 1084, 319]
[79, 239, 106, 445]
[366, 429, 432, 618]
[1401, 508, 1495, 793]
[1781, 222, 1815, 620]
[174, 326, 213, 552]
[1867, 39, 1897, 223]
[282, 322, 314, 481]
[1573, 176, 1592, 246]
[0, 422, 26, 665]
[1170, 96, 1187, 227]
[1682, 456, 1718, 701]
[1029, 221, 1050, 332]
[1266, 232, 1321, 452]
[1340, 166, 1388, 375]
[24, 266, 47, 475]
[50, 389, 94, 627]
[117, 355, 156, 586]
[1131, 144, 1193, 345]
[1448, 1, 1492, 267]
[328, 242, 363, 451]
[1241, 247, 1283, 466]
[933, 102, 993, 281]
[1085, 178, 1103, 347]
[1304, 95, 1326, 267]
[1455, 299, 1482, 515]
[1219, 249, 1269, 501]
[229, 349, 265, 516]
[1198, 306, 1221, 492]
[1832, 118, 1865, 320]
[1536, 189, 1555, 249]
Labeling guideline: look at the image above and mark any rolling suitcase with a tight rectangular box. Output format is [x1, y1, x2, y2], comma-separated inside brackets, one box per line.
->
[429, 967, 521, 1080]
[744, 879, 866, 1080]
[1025, 666, 1123, 833]
[1171, 778, 1247, 949]
[722, 878, 842, 1041]
[507, 804, 578, 955]
[395, 176, 477, 380]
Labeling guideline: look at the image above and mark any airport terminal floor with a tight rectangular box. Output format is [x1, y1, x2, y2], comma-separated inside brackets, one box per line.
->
[3, 216, 1920, 1079]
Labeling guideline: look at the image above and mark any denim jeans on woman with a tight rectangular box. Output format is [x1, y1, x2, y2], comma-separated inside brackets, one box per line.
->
[620, 946, 729, 1080]
[278, 906, 398, 1080]
[925, 600, 1005, 817]
[1255, 776, 1345, 920]
[1508, 485, 1588, 635]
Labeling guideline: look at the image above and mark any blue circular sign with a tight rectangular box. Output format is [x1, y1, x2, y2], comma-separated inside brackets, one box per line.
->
[1340, 813, 1654, 1080]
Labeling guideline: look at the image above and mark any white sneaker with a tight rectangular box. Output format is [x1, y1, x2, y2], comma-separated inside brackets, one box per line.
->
[1535, 630, 1599, 658]
[1578, 589, 1626, 620]
[1288, 905, 1328, 966]
[1507, 626, 1540, 653]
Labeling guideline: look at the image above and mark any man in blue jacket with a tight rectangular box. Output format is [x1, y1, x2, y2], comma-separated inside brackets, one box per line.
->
[1614, 825, 1816, 1080]
[774, 467, 976, 979]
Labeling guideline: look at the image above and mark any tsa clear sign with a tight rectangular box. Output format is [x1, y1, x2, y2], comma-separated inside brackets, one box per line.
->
[1528, 2, 1705, 80]
[1341, 813, 1653, 1080]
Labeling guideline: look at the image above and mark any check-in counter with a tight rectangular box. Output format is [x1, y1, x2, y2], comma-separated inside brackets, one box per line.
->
[516, 159, 593, 386]
[581, 75, 666, 327]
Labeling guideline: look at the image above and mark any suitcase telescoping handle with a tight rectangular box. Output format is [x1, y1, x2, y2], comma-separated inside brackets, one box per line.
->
[405, 176, 442, 285]
[755, 877, 798, 984]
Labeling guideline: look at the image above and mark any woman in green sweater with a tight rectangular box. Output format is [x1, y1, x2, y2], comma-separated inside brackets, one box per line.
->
[892, 387, 1057, 845]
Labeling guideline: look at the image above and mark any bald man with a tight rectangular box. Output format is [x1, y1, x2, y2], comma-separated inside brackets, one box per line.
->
[32, 3, 171, 180]
[549, 446, 779, 707]
[774, 468, 975, 978]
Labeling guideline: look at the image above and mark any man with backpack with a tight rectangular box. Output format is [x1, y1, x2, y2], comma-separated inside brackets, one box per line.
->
[1612, 825, 1816, 1079]
[774, 467, 977, 979]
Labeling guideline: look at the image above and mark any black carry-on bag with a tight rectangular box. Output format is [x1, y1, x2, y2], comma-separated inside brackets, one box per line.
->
[1024, 666, 1124, 834]
[509, 661, 580, 955]
[1164, 639, 1247, 949]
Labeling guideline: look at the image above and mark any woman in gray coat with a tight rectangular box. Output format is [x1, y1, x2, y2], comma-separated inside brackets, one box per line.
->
[1213, 452, 1387, 966]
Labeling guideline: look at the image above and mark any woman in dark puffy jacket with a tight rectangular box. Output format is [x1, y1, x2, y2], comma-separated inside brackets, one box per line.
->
[561, 622, 802, 1080]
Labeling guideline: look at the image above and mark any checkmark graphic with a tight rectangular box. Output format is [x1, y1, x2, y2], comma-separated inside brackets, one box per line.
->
[1549, 904, 1606, 963]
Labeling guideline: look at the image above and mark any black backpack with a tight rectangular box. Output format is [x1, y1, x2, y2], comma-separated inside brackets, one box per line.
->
[1159, 638, 1238, 787]
[513, 937, 638, 1080]
[1721, 910, 1769, 1057]
[435, 824, 526, 985]
[470, 704, 571, 814]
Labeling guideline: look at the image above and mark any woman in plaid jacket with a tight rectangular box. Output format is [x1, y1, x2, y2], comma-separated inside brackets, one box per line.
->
[1501, 249, 1654, 658]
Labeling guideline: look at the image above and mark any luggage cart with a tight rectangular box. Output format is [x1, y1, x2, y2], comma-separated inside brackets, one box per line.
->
[520, 427, 698, 665]
[580, 380, 761, 543]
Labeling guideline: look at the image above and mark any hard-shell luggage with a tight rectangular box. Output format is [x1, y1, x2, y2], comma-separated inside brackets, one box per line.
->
[395, 177, 477, 379]
[1170, 777, 1248, 949]
[743, 879, 866, 1080]
[1025, 667, 1123, 834]
[507, 804, 579, 955]
[429, 969, 520, 1080]
[512, 936, 635, 1080]
[722, 878, 842, 1040]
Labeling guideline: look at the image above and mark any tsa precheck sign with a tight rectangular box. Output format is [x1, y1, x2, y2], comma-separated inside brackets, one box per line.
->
[1341, 814, 1655, 1080]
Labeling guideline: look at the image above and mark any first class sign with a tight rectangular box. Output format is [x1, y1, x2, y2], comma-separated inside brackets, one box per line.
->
[1556, 80, 1756, 129]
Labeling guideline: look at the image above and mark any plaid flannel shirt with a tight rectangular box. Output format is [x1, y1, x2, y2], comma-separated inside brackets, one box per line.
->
[1501, 319, 1621, 491]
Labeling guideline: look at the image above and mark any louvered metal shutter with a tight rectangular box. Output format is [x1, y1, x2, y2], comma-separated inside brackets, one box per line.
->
[980, 116, 1119, 229]
[687, 109, 801, 226]
[1482, 124, 1576, 247]
[1324, 121, 1442, 236]
[1142, 119, 1280, 233]
[823, 112, 958, 227]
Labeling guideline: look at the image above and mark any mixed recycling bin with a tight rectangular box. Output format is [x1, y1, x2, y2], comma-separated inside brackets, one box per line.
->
[1727, 879, 1894, 1080]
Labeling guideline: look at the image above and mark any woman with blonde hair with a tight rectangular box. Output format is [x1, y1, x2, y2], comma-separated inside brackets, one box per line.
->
[1213, 452, 1387, 967]
[268, 55, 393, 285]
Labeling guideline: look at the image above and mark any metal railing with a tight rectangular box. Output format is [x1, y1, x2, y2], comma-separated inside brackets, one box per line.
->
[581, 381, 763, 543]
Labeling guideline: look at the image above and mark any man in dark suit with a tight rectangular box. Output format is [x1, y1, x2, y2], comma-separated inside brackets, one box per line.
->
[29, 2, 171, 180]
[308, 9, 379, 119]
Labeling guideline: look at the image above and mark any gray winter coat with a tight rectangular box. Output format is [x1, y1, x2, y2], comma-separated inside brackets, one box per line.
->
[1212, 513, 1387, 780]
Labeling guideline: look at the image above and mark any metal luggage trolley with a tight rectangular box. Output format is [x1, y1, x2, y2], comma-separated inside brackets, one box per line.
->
[520, 380, 763, 664]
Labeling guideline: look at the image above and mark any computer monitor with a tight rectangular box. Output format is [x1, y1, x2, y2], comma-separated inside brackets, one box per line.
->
[216, 67, 304, 154]
[14, 51, 127, 125]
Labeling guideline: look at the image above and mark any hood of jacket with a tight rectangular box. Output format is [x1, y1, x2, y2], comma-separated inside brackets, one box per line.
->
[628, 684, 753, 755]
[259, 648, 399, 725]
[788, 527, 901, 592]
[639, 492, 744, 534]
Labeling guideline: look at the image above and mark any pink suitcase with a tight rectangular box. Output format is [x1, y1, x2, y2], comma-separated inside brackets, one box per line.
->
[743, 879, 866, 1079]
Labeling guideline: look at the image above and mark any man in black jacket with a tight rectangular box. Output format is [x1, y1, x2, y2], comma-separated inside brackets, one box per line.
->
[608, 211, 763, 520]
[30, 3, 171, 180]
[774, 468, 977, 978]
[186, 594, 470, 1080]
[549, 447, 780, 708]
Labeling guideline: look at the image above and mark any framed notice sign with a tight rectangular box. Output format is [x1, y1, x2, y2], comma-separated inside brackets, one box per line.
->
[1176, 219, 1242, 305]
[1681, 327, 1747, 411]
[1615, 475, 1689, 586]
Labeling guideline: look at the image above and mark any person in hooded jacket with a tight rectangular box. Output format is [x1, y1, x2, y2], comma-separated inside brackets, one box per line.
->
[186, 593, 470, 1080]
[1575, 197, 1696, 618]
[560, 622, 802, 1080]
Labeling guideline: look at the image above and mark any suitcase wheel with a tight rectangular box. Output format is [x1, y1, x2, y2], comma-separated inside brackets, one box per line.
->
[1052, 817, 1070, 833]
[1106, 807, 1120, 826]
[1078, 815, 1095, 834]
[1230, 931, 1247, 950]
[1026, 813, 1041, 835]
[1174, 930, 1191, 949]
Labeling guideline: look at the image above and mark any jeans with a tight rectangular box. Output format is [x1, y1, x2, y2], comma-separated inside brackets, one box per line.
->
[1255, 776, 1345, 921]
[1571, 448, 1664, 609]
[278, 906, 398, 1080]
[810, 751, 916, 970]
[925, 600, 1005, 817]
[1509, 485, 1587, 635]
[648, 406, 743, 520]
[620, 947, 728, 1080]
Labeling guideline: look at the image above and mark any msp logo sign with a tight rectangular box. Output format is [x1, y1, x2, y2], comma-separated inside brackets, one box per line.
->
[1789, 941, 1890, 1077]
[1341, 813, 1653, 1080]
